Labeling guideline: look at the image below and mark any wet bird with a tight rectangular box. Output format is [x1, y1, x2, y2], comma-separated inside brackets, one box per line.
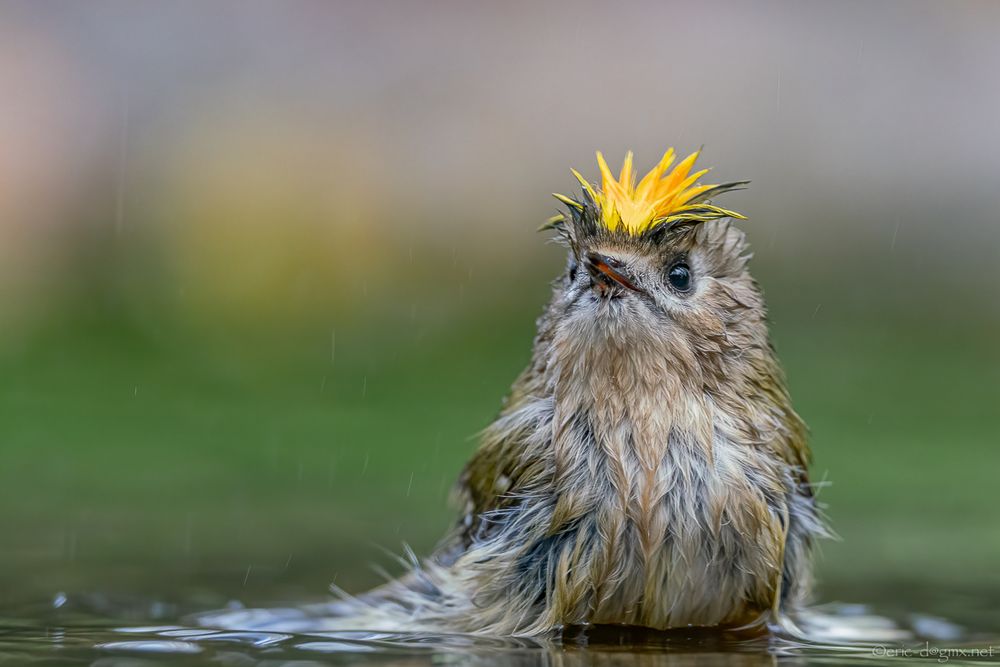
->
[215, 149, 827, 637]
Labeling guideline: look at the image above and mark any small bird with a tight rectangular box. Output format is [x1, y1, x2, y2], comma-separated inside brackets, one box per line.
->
[243, 149, 827, 637]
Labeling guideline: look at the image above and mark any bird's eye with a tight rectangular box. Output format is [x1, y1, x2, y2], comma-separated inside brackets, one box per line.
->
[567, 257, 578, 282]
[667, 262, 692, 292]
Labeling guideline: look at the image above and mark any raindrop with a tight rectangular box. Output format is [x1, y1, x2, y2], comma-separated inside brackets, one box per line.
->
[183, 514, 193, 555]
[115, 92, 130, 235]
[775, 71, 781, 114]
[66, 529, 77, 562]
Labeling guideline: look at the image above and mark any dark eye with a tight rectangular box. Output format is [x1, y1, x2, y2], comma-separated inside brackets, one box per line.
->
[667, 262, 692, 292]
[567, 257, 578, 282]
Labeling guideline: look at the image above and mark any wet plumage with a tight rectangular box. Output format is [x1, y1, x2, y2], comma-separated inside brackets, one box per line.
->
[327, 150, 826, 635]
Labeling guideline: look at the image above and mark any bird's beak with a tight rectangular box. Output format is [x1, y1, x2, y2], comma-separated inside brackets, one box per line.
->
[585, 252, 644, 294]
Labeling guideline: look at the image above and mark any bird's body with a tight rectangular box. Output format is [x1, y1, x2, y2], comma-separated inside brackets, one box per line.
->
[221, 149, 826, 637]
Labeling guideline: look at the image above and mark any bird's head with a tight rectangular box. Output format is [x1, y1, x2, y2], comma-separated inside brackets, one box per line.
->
[542, 149, 765, 385]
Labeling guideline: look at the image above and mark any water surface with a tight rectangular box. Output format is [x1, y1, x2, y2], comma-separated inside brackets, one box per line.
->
[2, 591, 998, 665]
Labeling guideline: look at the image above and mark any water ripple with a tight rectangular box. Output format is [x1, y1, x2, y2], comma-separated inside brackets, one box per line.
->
[2, 598, 998, 665]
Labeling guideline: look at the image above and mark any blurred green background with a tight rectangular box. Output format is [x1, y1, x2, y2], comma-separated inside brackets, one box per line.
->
[0, 0, 997, 627]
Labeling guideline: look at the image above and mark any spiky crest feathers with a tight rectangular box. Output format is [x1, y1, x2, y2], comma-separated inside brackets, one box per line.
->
[544, 149, 748, 240]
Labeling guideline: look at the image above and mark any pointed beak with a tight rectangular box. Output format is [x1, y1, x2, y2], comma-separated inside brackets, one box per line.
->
[585, 252, 644, 294]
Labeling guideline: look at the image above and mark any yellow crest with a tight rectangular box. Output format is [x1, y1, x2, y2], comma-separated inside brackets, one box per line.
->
[548, 149, 746, 235]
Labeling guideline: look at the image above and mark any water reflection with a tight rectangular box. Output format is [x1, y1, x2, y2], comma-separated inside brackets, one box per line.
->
[85, 625, 786, 666]
[2, 596, 997, 666]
